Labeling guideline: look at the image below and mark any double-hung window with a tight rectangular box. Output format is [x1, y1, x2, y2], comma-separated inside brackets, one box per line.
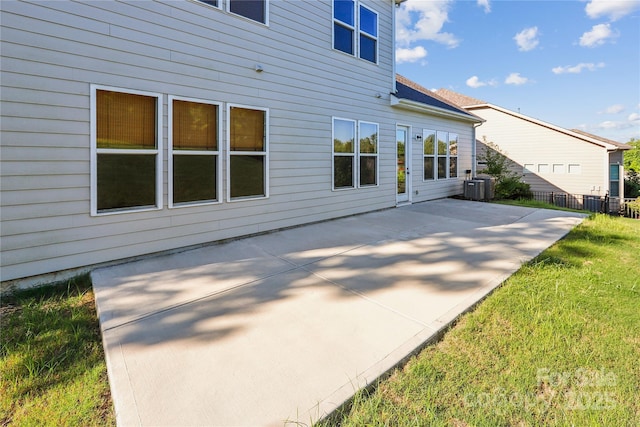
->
[228, 105, 269, 200]
[195, 0, 220, 8]
[333, 0, 355, 55]
[333, 1, 377, 63]
[437, 131, 448, 179]
[169, 96, 220, 207]
[229, 0, 267, 24]
[610, 164, 620, 197]
[359, 5, 377, 63]
[449, 133, 458, 178]
[423, 129, 436, 180]
[359, 121, 378, 186]
[91, 86, 162, 215]
[332, 118, 378, 189]
[333, 118, 356, 189]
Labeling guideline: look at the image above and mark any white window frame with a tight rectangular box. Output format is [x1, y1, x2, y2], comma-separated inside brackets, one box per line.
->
[227, 0, 269, 25]
[358, 3, 378, 64]
[523, 164, 535, 174]
[332, 117, 357, 190]
[192, 0, 221, 10]
[226, 104, 269, 202]
[333, 0, 356, 57]
[90, 84, 163, 216]
[358, 121, 379, 188]
[423, 129, 436, 181]
[436, 130, 449, 180]
[552, 164, 565, 174]
[168, 95, 222, 208]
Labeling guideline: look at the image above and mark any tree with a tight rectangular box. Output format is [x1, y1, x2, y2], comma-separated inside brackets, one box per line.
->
[477, 138, 532, 199]
[624, 138, 640, 172]
[624, 138, 640, 197]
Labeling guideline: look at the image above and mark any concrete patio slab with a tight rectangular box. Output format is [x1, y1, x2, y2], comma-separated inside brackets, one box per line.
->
[92, 199, 586, 426]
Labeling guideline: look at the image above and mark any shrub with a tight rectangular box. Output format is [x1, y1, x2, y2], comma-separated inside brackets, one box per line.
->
[495, 176, 533, 200]
[477, 138, 531, 200]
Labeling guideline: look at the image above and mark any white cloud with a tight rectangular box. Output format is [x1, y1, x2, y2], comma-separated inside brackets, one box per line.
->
[466, 76, 497, 88]
[585, 0, 640, 21]
[603, 104, 625, 114]
[596, 115, 640, 130]
[552, 62, 605, 74]
[580, 23, 619, 47]
[396, 46, 428, 63]
[477, 0, 491, 13]
[396, 0, 460, 49]
[505, 72, 529, 85]
[514, 26, 539, 51]
[466, 76, 485, 88]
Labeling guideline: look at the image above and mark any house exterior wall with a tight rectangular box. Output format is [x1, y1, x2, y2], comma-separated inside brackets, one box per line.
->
[470, 107, 609, 196]
[0, 0, 475, 283]
[390, 110, 474, 202]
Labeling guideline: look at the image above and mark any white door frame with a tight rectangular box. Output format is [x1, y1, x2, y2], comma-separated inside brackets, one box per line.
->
[396, 124, 412, 205]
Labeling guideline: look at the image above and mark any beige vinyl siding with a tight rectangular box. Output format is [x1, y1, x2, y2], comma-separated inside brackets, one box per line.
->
[1, 0, 406, 282]
[470, 107, 608, 196]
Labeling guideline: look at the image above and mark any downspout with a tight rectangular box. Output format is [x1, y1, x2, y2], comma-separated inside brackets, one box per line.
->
[391, 0, 397, 93]
[392, 0, 407, 93]
[472, 122, 482, 177]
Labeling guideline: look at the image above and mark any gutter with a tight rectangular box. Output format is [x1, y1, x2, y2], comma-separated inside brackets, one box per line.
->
[390, 94, 485, 124]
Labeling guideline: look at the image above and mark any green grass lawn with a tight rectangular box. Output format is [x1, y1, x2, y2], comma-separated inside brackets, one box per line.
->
[0, 275, 115, 426]
[321, 214, 640, 426]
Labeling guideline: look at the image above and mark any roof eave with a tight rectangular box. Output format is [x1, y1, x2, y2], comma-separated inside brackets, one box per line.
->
[390, 94, 485, 124]
[467, 103, 629, 150]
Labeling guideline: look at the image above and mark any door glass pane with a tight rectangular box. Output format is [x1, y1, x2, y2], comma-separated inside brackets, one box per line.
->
[173, 155, 217, 204]
[397, 130, 406, 195]
[230, 155, 264, 198]
[97, 154, 156, 211]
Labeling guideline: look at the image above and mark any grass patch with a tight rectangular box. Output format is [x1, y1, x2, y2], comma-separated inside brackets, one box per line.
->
[0, 275, 115, 426]
[321, 214, 640, 426]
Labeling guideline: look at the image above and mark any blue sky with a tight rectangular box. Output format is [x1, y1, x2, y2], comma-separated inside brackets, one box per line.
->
[395, 0, 640, 143]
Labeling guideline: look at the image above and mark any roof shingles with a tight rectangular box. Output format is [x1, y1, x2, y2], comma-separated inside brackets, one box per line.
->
[394, 74, 477, 119]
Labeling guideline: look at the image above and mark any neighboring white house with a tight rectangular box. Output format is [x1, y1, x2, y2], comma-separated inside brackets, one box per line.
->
[436, 89, 630, 200]
[0, 0, 480, 285]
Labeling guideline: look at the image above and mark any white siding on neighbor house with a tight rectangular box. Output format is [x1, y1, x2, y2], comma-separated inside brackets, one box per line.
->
[470, 107, 609, 196]
[1, 0, 474, 283]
